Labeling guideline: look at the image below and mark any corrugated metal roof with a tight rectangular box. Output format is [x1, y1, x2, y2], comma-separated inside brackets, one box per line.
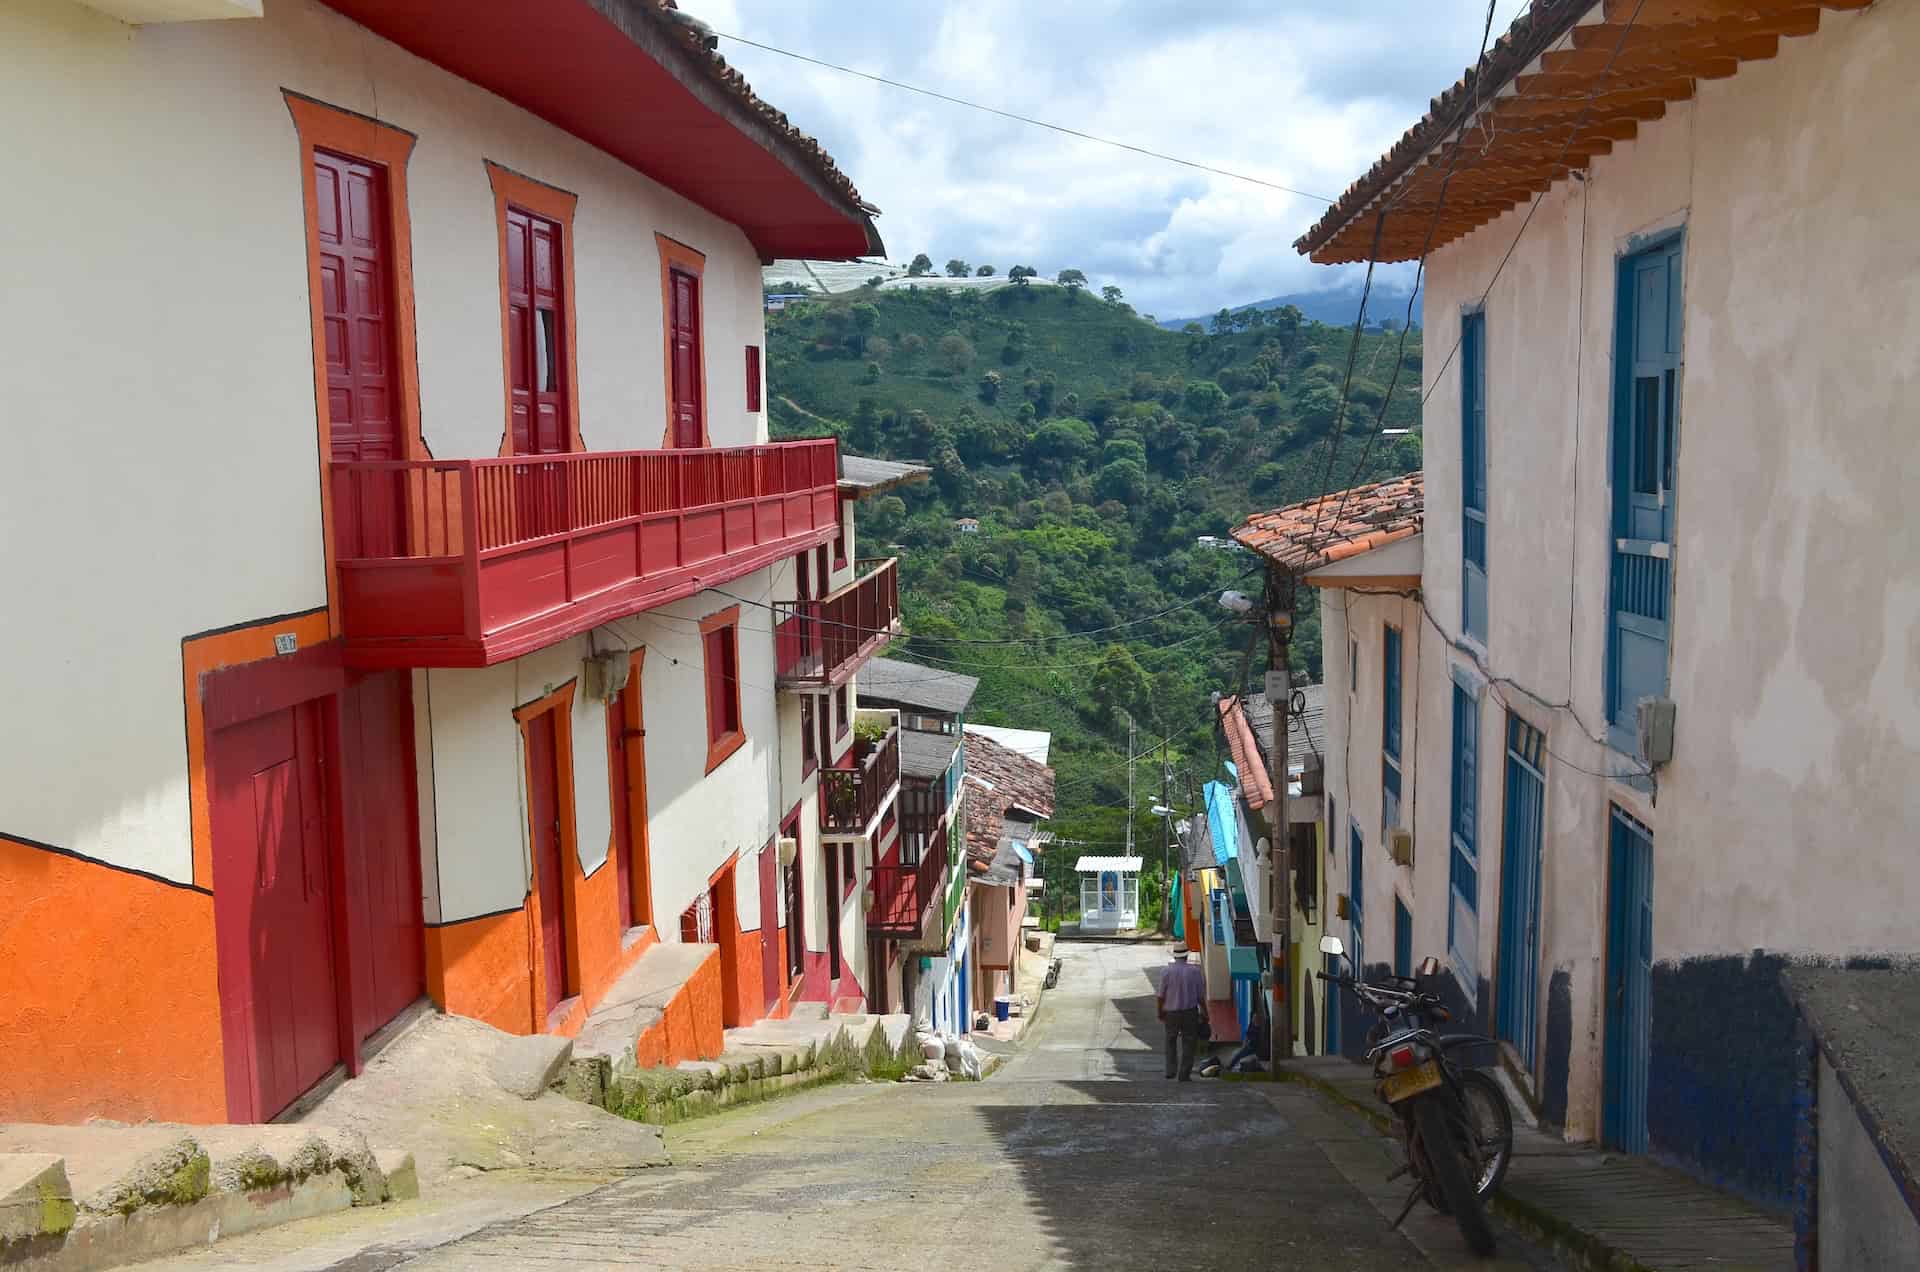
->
[838, 453, 931, 497]
[1074, 855, 1142, 873]
[1232, 473, 1422, 575]
[860, 657, 979, 715]
[1241, 686, 1326, 770]
[898, 728, 960, 780]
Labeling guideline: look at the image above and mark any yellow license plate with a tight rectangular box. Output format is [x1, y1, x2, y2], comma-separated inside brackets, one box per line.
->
[1380, 1060, 1443, 1104]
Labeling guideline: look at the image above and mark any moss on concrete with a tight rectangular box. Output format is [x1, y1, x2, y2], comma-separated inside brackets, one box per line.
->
[97, 1140, 211, 1216]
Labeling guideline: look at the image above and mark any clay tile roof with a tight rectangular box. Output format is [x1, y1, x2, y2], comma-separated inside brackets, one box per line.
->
[644, 0, 876, 224]
[1216, 696, 1274, 811]
[1294, 0, 1845, 264]
[963, 731, 1056, 866]
[1232, 472, 1423, 574]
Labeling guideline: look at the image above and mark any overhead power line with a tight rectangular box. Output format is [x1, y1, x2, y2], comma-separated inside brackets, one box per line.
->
[713, 30, 1336, 204]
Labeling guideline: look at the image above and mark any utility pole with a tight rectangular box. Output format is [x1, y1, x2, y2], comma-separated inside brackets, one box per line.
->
[1265, 566, 1297, 1063]
[1160, 742, 1172, 933]
[1125, 711, 1135, 862]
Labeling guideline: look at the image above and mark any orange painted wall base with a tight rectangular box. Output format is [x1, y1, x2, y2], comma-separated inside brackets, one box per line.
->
[0, 838, 228, 1124]
[632, 947, 724, 1068]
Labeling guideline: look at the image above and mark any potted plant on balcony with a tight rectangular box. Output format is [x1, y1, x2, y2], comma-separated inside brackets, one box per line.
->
[851, 715, 890, 763]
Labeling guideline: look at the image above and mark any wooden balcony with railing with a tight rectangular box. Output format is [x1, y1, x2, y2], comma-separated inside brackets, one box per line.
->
[329, 438, 839, 667]
[868, 821, 948, 939]
[773, 557, 901, 687]
[819, 715, 900, 837]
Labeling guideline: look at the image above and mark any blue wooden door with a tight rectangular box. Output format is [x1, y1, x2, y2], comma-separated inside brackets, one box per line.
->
[1348, 820, 1364, 970]
[1603, 808, 1654, 1153]
[1608, 238, 1682, 740]
[1495, 715, 1546, 1070]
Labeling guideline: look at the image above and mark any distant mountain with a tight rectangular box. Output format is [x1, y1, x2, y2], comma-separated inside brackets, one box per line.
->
[1160, 279, 1424, 332]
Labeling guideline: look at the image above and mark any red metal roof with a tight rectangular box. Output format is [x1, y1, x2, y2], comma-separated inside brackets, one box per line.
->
[1231, 472, 1423, 575]
[1294, 0, 1860, 264]
[318, 0, 879, 260]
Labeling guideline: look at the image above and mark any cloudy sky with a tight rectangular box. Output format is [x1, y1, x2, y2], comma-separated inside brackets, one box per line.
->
[686, 0, 1529, 320]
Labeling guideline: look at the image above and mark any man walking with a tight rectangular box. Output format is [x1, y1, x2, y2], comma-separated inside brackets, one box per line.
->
[1157, 943, 1208, 1081]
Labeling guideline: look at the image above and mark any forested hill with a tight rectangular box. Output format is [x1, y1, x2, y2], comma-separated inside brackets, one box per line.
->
[764, 280, 1421, 919]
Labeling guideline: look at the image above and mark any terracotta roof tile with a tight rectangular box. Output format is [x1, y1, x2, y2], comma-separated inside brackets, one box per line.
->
[1216, 697, 1273, 811]
[962, 732, 1056, 866]
[1231, 472, 1423, 574]
[647, 0, 874, 225]
[1294, 0, 1838, 264]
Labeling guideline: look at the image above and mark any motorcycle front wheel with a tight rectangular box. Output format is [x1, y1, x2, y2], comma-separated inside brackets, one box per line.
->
[1412, 1096, 1497, 1256]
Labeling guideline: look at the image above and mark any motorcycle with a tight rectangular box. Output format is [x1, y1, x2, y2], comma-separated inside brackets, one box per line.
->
[1316, 935, 1513, 1257]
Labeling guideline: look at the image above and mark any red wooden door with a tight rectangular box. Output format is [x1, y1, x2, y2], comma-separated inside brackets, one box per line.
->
[758, 841, 780, 1011]
[607, 704, 634, 933]
[210, 702, 341, 1122]
[669, 267, 702, 447]
[507, 208, 567, 456]
[526, 710, 568, 1017]
[315, 149, 403, 557]
[339, 670, 425, 1040]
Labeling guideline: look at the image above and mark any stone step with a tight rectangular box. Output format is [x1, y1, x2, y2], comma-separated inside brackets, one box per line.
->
[573, 941, 719, 1064]
[0, 1124, 413, 1271]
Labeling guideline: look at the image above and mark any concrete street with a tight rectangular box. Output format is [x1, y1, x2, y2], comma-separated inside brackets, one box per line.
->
[140, 940, 1557, 1270]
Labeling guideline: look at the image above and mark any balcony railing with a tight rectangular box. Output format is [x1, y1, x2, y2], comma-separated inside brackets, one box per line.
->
[819, 721, 900, 836]
[329, 439, 838, 667]
[869, 821, 948, 938]
[774, 557, 901, 685]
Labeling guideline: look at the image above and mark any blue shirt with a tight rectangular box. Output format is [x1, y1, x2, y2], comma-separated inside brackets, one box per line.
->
[1159, 960, 1207, 1012]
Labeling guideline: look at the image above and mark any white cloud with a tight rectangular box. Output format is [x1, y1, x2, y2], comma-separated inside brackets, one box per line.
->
[691, 0, 1513, 317]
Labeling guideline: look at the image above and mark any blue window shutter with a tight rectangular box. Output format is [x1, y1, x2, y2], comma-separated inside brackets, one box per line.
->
[1606, 237, 1683, 743]
[1349, 820, 1365, 968]
[1383, 625, 1402, 760]
[1461, 312, 1489, 641]
[1448, 684, 1481, 982]
[1394, 897, 1413, 980]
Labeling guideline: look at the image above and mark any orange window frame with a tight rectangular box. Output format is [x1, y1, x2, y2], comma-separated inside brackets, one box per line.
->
[656, 234, 709, 448]
[487, 161, 583, 456]
[285, 93, 427, 638]
[700, 605, 745, 772]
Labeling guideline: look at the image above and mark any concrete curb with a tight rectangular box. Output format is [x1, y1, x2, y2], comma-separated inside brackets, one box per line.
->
[1276, 1065, 1657, 1272]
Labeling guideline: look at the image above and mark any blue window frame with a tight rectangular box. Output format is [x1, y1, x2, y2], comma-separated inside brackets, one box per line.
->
[1447, 682, 1480, 984]
[1607, 235, 1683, 749]
[1349, 819, 1365, 970]
[1461, 310, 1489, 642]
[1394, 895, 1413, 980]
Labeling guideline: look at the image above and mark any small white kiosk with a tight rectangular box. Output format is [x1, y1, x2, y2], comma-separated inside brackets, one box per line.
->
[1075, 855, 1142, 933]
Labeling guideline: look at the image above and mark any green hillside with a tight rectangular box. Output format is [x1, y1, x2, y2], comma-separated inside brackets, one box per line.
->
[765, 280, 1422, 923]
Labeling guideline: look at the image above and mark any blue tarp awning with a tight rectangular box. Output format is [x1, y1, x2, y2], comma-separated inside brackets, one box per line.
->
[1205, 780, 1239, 867]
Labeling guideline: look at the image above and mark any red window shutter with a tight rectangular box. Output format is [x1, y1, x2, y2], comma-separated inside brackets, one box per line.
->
[704, 629, 726, 746]
[670, 268, 703, 447]
[745, 345, 762, 412]
[720, 628, 741, 735]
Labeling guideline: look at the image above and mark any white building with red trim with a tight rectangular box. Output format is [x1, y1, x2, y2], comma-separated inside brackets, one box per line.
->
[0, 0, 921, 1127]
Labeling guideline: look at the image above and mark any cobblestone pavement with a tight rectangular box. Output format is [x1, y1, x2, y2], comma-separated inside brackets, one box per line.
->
[140, 940, 1561, 1271]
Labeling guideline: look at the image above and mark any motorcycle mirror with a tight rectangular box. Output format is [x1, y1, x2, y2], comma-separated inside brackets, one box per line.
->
[1319, 935, 1345, 957]
[1417, 955, 1441, 978]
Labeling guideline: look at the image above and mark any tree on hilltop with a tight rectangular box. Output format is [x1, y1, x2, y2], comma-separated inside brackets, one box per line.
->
[908, 253, 933, 276]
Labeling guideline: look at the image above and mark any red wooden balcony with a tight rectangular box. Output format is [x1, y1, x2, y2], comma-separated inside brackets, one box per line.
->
[819, 719, 900, 837]
[773, 558, 901, 686]
[329, 439, 838, 667]
[869, 822, 948, 939]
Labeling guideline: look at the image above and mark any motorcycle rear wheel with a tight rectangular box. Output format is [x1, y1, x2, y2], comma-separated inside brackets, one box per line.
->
[1412, 1097, 1497, 1256]
[1458, 1068, 1514, 1198]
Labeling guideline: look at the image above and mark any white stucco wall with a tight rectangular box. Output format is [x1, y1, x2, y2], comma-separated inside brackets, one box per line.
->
[0, 0, 770, 884]
[1319, 585, 1424, 975]
[1410, 2, 1920, 1137]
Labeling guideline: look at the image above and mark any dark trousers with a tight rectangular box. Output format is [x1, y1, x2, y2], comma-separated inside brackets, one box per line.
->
[1164, 1007, 1200, 1078]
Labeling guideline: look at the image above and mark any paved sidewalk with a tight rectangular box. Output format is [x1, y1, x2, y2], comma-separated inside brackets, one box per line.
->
[1280, 1056, 1794, 1272]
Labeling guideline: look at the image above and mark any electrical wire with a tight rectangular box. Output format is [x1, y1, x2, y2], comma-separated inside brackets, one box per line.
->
[711, 30, 1336, 204]
[1417, 0, 1652, 412]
